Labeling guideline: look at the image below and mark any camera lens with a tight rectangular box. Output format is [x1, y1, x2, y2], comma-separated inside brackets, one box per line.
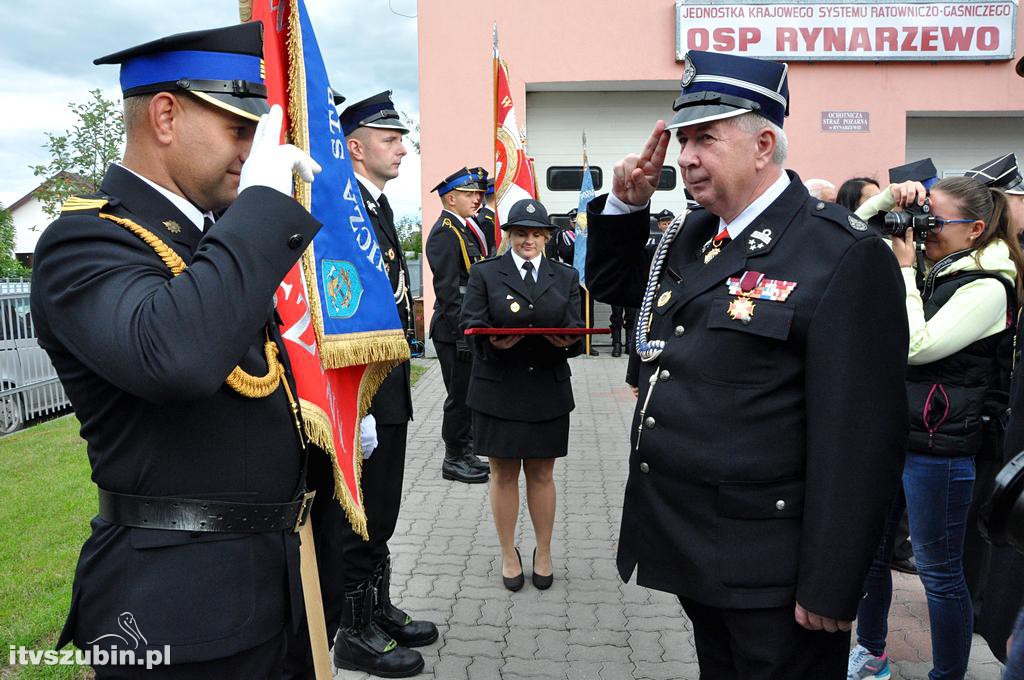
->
[882, 211, 910, 236]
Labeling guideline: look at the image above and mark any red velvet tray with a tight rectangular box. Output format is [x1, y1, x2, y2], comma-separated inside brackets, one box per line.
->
[464, 327, 611, 336]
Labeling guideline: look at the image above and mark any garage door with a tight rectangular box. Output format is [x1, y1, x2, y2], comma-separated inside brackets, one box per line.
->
[906, 115, 1024, 177]
[526, 90, 690, 217]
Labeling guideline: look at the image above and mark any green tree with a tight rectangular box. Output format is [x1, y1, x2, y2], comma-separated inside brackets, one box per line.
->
[31, 89, 125, 219]
[399, 111, 420, 154]
[0, 205, 29, 277]
[396, 214, 422, 258]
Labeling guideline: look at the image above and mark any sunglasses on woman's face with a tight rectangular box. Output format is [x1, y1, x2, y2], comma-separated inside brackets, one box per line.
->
[929, 218, 974, 233]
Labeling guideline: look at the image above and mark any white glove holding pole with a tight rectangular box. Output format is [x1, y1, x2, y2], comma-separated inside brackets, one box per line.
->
[238, 104, 322, 196]
[360, 414, 378, 460]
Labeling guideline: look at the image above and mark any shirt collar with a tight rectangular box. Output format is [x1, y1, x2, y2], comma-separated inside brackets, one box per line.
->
[719, 171, 790, 240]
[509, 249, 543, 275]
[117, 163, 208, 231]
[442, 209, 467, 227]
[354, 173, 383, 202]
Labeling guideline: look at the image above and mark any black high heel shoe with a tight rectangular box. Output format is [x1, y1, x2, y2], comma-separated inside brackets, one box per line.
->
[532, 548, 553, 590]
[502, 548, 524, 592]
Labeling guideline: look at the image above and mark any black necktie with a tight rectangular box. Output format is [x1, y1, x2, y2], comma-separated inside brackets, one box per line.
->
[522, 260, 537, 297]
[377, 193, 395, 230]
[203, 216, 214, 233]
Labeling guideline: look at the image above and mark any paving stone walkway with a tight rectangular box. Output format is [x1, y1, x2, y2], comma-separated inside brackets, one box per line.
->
[334, 356, 1007, 680]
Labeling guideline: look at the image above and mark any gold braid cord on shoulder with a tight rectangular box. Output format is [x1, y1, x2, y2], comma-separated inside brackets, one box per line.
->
[446, 224, 473, 271]
[98, 212, 285, 399]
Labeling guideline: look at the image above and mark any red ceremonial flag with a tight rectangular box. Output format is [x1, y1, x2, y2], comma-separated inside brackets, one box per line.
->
[493, 24, 538, 245]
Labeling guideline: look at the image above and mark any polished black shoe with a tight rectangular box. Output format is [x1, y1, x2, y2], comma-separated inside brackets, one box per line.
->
[531, 548, 553, 590]
[503, 548, 525, 592]
[333, 582, 425, 678]
[611, 341, 623, 357]
[467, 454, 490, 474]
[890, 556, 918, 575]
[374, 557, 439, 648]
[442, 451, 488, 484]
[588, 347, 600, 356]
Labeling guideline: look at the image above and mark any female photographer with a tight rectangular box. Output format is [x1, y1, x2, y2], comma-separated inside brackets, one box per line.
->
[460, 198, 582, 591]
[849, 176, 1024, 680]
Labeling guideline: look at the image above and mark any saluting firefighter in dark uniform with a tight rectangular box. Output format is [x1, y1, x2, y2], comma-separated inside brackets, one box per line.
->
[31, 24, 325, 677]
[425, 167, 491, 483]
[323, 91, 437, 678]
[586, 50, 910, 678]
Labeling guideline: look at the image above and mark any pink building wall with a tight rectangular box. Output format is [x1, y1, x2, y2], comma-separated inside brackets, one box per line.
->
[417, 0, 1024, 325]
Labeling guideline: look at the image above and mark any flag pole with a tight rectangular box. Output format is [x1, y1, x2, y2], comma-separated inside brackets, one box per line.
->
[580, 129, 590, 356]
[492, 22, 501, 248]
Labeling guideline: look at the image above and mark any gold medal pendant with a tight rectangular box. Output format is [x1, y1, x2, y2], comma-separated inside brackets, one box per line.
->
[727, 297, 756, 325]
[510, 301, 521, 313]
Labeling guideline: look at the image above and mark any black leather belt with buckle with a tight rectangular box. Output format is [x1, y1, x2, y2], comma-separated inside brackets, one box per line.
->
[98, 488, 316, 534]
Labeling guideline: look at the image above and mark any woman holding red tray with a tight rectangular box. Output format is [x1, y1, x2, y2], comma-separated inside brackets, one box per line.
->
[461, 198, 583, 591]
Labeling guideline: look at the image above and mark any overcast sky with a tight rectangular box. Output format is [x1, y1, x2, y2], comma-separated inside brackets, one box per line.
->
[0, 0, 422, 219]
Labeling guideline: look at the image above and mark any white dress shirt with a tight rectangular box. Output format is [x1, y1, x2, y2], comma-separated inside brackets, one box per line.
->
[510, 250, 543, 281]
[117, 163, 212, 231]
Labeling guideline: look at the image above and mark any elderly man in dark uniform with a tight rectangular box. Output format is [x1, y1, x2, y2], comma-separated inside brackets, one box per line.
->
[31, 24, 324, 677]
[425, 167, 491, 483]
[586, 50, 909, 679]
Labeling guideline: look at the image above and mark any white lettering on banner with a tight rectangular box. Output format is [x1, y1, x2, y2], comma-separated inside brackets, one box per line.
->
[343, 179, 384, 273]
[674, 0, 1017, 61]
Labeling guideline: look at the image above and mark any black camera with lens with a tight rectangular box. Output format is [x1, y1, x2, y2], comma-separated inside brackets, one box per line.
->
[979, 451, 1024, 555]
[870, 199, 935, 240]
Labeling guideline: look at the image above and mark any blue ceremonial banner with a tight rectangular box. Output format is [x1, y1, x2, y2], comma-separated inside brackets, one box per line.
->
[291, 0, 408, 368]
[572, 157, 596, 287]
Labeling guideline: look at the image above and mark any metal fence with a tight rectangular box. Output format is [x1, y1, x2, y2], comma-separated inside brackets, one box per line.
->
[0, 278, 70, 433]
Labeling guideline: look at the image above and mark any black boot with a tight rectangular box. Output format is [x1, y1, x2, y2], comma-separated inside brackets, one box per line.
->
[611, 329, 623, 357]
[332, 581, 424, 678]
[442, 447, 488, 484]
[464, 443, 490, 474]
[374, 556, 439, 648]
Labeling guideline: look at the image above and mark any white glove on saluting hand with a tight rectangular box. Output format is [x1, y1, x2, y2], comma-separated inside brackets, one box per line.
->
[238, 104, 322, 196]
[360, 414, 378, 460]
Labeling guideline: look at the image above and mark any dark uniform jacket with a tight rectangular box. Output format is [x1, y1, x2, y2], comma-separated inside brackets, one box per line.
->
[476, 206, 497, 256]
[585, 171, 910, 620]
[461, 252, 583, 421]
[31, 165, 321, 663]
[358, 181, 412, 425]
[424, 210, 486, 343]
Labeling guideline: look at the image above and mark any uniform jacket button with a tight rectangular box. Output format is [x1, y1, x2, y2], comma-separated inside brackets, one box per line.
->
[528, 304, 534, 309]
[639, 462, 650, 473]
[644, 416, 656, 429]
[775, 500, 786, 511]
[287, 234, 305, 250]
[528, 366, 535, 372]
[659, 369, 671, 382]
[674, 325, 685, 337]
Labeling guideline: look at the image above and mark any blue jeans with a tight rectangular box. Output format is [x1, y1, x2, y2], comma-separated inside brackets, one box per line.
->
[1006, 608, 1024, 680]
[856, 452, 976, 680]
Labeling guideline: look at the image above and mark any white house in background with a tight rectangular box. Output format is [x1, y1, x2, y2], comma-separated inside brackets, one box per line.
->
[6, 172, 84, 269]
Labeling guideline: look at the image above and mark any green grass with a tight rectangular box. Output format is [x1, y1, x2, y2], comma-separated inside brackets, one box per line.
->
[410, 360, 430, 387]
[0, 415, 93, 679]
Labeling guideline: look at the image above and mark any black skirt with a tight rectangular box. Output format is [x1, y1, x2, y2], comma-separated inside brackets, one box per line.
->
[472, 410, 570, 459]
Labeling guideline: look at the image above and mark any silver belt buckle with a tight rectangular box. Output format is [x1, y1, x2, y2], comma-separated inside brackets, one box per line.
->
[292, 490, 316, 533]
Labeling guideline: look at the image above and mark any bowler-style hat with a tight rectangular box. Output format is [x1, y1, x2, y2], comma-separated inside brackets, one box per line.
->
[502, 199, 556, 230]
[95, 23, 270, 122]
[668, 50, 789, 130]
[432, 167, 488, 196]
[339, 91, 409, 137]
[889, 158, 939, 189]
[965, 154, 1024, 195]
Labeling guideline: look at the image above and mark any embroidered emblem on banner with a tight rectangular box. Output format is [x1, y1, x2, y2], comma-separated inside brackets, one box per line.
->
[726, 273, 798, 302]
[323, 259, 364, 319]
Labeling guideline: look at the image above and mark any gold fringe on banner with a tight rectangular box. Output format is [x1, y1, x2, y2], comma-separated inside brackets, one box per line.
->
[300, 399, 368, 539]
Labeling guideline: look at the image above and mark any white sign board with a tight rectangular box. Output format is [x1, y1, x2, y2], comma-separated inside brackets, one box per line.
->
[676, 1, 1017, 61]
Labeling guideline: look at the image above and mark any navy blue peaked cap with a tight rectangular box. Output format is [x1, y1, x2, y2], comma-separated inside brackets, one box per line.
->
[485, 178, 495, 196]
[965, 154, 1024, 195]
[890, 158, 939, 189]
[503, 199, 555, 230]
[433, 167, 488, 196]
[669, 50, 789, 130]
[95, 23, 269, 123]
[340, 91, 409, 137]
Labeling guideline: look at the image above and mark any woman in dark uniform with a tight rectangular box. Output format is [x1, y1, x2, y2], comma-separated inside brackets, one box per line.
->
[461, 198, 583, 591]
